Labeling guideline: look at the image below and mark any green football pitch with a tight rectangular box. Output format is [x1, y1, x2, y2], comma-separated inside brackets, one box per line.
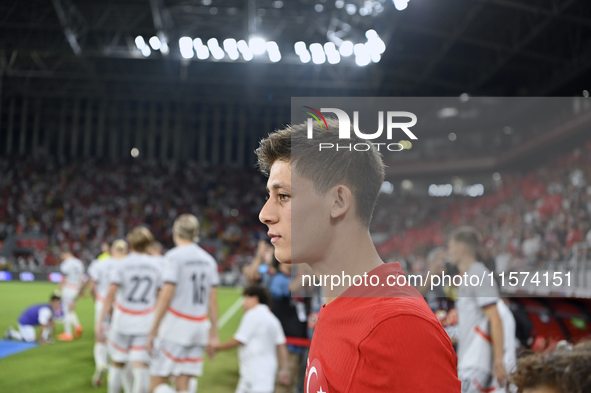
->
[0, 282, 243, 393]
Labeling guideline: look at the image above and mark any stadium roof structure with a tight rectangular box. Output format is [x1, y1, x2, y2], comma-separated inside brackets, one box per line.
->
[1, 0, 591, 103]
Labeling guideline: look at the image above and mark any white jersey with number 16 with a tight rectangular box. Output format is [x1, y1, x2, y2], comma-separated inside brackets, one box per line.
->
[109, 253, 163, 335]
[158, 243, 220, 347]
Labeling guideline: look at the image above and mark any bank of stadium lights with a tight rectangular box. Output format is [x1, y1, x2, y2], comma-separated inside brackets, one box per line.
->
[428, 183, 484, 197]
[135, 35, 169, 56]
[295, 29, 385, 66]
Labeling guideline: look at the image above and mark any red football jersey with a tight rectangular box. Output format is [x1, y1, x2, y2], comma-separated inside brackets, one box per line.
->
[304, 263, 461, 393]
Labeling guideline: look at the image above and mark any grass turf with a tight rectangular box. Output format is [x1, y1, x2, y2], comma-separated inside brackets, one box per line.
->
[0, 282, 243, 393]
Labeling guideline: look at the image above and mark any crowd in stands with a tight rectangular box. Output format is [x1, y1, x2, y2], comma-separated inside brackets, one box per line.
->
[0, 156, 268, 270]
[1, 141, 591, 274]
[375, 142, 591, 276]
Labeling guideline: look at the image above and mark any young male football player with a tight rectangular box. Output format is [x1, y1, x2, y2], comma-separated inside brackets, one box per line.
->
[213, 285, 290, 393]
[57, 249, 85, 341]
[447, 227, 507, 392]
[97, 227, 162, 393]
[256, 118, 461, 392]
[4, 295, 61, 344]
[88, 239, 129, 387]
[147, 214, 220, 393]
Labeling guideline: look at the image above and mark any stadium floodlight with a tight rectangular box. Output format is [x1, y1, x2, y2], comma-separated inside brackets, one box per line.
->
[249, 37, 266, 55]
[354, 43, 371, 66]
[266, 41, 281, 63]
[299, 50, 311, 63]
[179, 36, 194, 59]
[324, 42, 341, 64]
[207, 38, 225, 60]
[141, 45, 151, 57]
[365, 29, 378, 40]
[335, 0, 345, 9]
[149, 36, 161, 50]
[135, 36, 146, 50]
[193, 38, 210, 60]
[223, 39, 240, 60]
[371, 52, 381, 63]
[315, 4, 324, 12]
[294, 41, 307, 56]
[359, 7, 369, 16]
[346, 4, 357, 15]
[160, 42, 170, 55]
[339, 41, 354, 56]
[393, 0, 409, 11]
[237, 40, 254, 61]
[310, 43, 326, 64]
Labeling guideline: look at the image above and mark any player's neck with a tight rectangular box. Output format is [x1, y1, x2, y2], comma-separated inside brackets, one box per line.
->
[312, 228, 383, 301]
[175, 239, 193, 247]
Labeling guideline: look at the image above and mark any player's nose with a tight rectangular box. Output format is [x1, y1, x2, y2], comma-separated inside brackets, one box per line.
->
[259, 197, 278, 225]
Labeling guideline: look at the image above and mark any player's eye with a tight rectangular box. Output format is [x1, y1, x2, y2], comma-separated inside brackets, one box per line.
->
[279, 194, 290, 202]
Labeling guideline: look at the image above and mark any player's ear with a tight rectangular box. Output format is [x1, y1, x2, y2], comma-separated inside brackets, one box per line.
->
[330, 184, 353, 220]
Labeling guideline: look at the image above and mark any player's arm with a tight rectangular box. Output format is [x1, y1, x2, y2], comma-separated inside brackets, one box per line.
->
[87, 278, 96, 300]
[147, 282, 176, 349]
[208, 286, 219, 342]
[96, 283, 118, 340]
[349, 316, 461, 392]
[215, 338, 241, 351]
[483, 304, 507, 386]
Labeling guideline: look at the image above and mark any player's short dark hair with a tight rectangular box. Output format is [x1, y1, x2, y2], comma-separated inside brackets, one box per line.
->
[255, 118, 385, 227]
[243, 285, 270, 306]
[50, 294, 61, 302]
[450, 226, 481, 255]
[510, 341, 591, 392]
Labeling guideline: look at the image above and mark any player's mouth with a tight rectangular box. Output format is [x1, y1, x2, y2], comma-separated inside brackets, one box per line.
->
[268, 232, 281, 243]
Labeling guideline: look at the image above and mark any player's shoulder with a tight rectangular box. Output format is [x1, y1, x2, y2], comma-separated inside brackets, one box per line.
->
[369, 296, 443, 333]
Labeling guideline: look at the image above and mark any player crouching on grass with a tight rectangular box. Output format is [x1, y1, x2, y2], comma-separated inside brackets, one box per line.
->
[255, 118, 461, 392]
[146, 214, 220, 393]
[97, 227, 163, 393]
[212, 285, 290, 393]
[4, 295, 62, 344]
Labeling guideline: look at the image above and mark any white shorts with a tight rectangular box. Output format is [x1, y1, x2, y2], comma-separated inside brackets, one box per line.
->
[108, 332, 150, 364]
[17, 324, 36, 342]
[150, 339, 204, 377]
[235, 378, 272, 393]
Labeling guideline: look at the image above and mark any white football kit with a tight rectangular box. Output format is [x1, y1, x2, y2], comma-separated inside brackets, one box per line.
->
[60, 257, 85, 306]
[150, 243, 219, 377]
[88, 258, 115, 327]
[108, 253, 162, 364]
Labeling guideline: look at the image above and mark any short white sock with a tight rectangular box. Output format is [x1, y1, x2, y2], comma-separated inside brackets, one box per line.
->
[94, 342, 107, 370]
[63, 310, 72, 335]
[132, 367, 149, 393]
[108, 365, 123, 393]
[189, 377, 198, 393]
[153, 384, 176, 393]
[70, 311, 81, 327]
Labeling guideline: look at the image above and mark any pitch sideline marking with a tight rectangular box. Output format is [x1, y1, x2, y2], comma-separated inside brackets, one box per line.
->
[219, 295, 243, 329]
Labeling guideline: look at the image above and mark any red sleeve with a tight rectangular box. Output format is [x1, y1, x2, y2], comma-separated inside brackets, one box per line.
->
[348, 315, 461, 393]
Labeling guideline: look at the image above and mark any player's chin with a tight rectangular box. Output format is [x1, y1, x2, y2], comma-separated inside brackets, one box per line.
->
[274, 249, 292, 265]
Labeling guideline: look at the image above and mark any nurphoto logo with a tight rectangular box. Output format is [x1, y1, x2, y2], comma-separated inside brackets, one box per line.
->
[303, 106, 418, 151]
